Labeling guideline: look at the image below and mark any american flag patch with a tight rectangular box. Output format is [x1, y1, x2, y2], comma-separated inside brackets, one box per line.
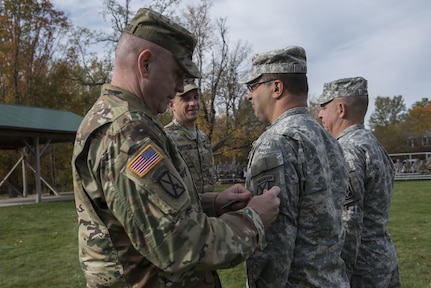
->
[128, 145, 163, 177]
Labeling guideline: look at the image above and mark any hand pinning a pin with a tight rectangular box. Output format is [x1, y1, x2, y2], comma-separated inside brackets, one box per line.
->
[220, 200, 240, 210]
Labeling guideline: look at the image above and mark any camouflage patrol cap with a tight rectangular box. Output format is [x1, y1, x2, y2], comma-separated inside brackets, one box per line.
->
[313, 77, 368, 105]
[239, 46, 307, 84]
[176, 83, 199, 97]
[123, 8, 200, 78]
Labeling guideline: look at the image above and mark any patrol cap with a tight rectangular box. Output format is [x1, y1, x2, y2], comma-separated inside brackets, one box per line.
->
[313, 77, 368, 105]
[239, 46, 307, 84]
[176, 83, 199, 97]
[123, 8, 200, 78]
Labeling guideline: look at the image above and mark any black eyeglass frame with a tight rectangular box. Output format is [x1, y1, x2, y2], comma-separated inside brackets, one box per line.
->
[246, 79, 276, 92]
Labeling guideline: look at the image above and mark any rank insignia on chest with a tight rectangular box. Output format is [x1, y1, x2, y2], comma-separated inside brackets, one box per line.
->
[128, 145, 163, 177]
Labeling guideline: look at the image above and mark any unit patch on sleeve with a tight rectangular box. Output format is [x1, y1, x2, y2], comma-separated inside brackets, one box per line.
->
[154, 167, 186, 199]
[256, 174, 275, 195]
[128, 144, 163, 177]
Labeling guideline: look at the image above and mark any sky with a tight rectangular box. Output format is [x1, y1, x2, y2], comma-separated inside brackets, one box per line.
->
[52, 0, 431, 123]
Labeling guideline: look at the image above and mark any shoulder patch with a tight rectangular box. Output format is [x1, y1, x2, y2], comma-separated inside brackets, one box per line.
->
[153, 166, 186, 198]
[128, 144, 163, 177]
[256, 175, 275, 195]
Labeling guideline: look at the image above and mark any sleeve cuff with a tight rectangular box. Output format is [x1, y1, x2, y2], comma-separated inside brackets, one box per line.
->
[239, 207, 267, 250]
[200, 192, 218, 217]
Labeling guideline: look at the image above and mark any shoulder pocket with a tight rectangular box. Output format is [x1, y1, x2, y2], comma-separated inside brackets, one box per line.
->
[249, 151, 284, 196]
[250, 151, 284, 177]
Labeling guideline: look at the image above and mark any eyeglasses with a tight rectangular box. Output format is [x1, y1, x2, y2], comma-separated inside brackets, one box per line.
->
[246, 79, 276, 92]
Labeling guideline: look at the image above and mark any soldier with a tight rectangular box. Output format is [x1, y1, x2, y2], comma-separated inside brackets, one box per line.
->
[418, 159, 427, 174]
[71, 8, 281, 288]
[394, 159, 403, 174]
[403, 160, 412, 173]
[165, 82, 216, 193]
[239, 46, 349, 287]
[315, 76, 400, 287]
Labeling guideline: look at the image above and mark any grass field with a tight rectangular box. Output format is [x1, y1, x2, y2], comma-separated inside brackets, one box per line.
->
[0, 181, 430, 287]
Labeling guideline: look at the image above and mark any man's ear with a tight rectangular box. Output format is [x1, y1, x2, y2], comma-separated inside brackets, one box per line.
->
[337, 102, 346, 118]
[138, 49, 151, 78]
[167, 101, 174, 111]
[273, 80, 283, 99]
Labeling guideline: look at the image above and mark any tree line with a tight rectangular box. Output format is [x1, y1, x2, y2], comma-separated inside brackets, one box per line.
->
[0, 0, 429, 195]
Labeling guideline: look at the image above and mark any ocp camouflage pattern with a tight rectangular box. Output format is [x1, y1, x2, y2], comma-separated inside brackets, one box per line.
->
[71, 84, 266, 287]
[164, 118, 216, 194]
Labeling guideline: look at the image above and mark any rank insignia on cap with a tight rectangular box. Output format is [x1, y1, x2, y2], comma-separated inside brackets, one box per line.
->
[128, 145, 163, 177]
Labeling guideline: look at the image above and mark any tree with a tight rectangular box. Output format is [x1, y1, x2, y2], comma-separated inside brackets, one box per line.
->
[181, 0, 215, 136]
[411, 97, 430, 109]
[368, 96, 407, 153]
[368, 95, 406, 130]
[213, 98, 266, 162]
[92, 0, 264, 166]
[401, 100, 431, 152]
[406, 102, 431, 133]
[369, 96, 431, 154]
[0, 0, 69, 105]
[96, 0, 181, 51]
[0, 0, 110, 195]
[63, 0, 180, 113]
[181, 0, 262, 166]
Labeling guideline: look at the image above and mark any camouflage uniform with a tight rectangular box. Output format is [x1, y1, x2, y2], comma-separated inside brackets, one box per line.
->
[244, 107, 349, 287]
[314, 77, 400, 287]
[239, 46, 349, 287]
[338, 125, 400, 287]
[72, 84, 266, 287]
[165, 117, 216, 193]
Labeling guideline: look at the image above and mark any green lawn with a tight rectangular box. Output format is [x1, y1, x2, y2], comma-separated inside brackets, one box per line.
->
[0, 181, 430, 287]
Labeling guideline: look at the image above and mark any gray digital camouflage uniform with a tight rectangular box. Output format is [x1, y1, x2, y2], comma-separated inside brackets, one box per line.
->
[245, 107, 349, 287]
[72, 84, 267, 287]
[314, 76, 401, 287]
[338, 124, 400, 287]
[165, 118, 216, 194]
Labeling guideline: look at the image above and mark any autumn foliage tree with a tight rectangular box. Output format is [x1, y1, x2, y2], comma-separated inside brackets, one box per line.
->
[179, 0, 267, 167]
[0, 0, 429, 193]
[368, 95, 407, 153]
[0, 0, 70, 105]
[405, 98, 431, 133]
[369, 96, 431, 154]
[87, 0, 266, 168]
[401, 98, 431, 152]
[0, 0, 107, 194]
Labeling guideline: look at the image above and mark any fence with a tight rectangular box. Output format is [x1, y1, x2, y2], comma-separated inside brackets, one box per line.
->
[390, 152, 431, 181]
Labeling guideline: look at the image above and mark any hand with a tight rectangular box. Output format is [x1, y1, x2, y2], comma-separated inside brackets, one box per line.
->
[247, 186, 281, 228]
[215, 184, 251, 215]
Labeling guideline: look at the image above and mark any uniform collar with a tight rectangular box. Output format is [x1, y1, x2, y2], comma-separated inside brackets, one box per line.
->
[337, 124, 365, 140]
[173, 117, 198, 140]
